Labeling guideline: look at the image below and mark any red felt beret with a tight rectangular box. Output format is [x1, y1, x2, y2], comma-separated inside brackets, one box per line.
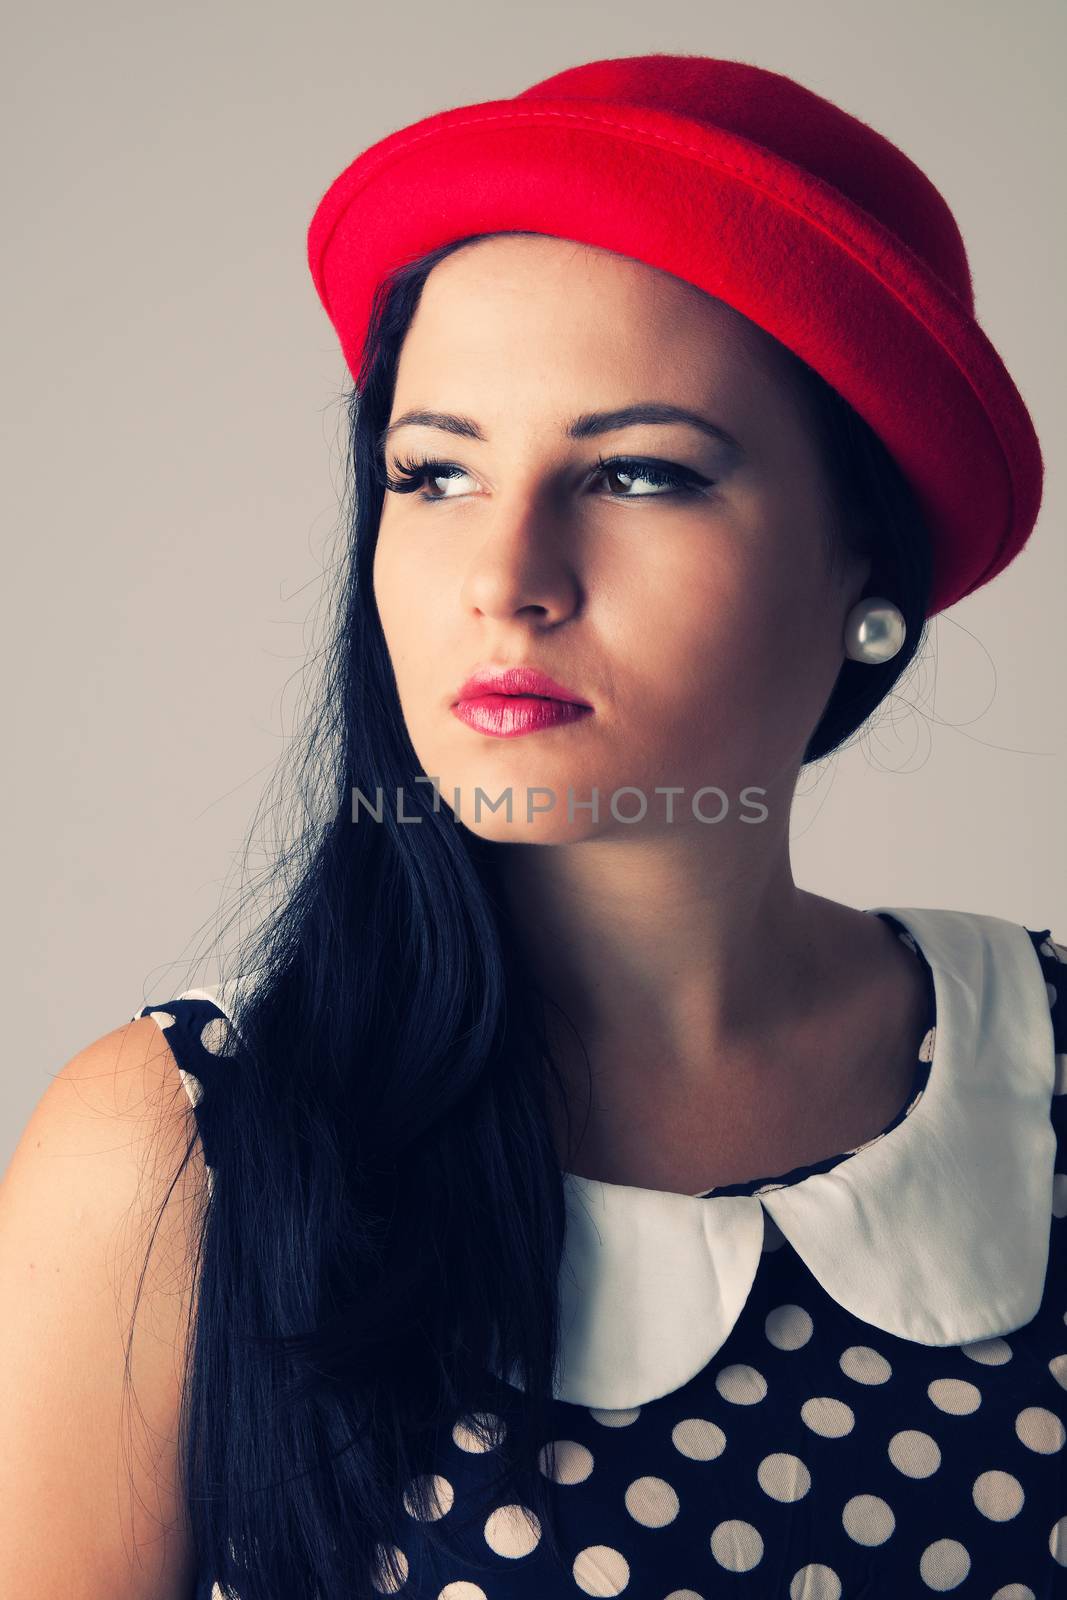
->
[306, 53, 1043, 618]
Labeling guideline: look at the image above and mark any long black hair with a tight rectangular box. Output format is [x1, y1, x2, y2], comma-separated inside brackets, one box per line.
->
[128, 231, 933, 1598]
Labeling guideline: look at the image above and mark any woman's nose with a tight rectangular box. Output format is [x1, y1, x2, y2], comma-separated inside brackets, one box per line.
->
[459, 508, 583, 625]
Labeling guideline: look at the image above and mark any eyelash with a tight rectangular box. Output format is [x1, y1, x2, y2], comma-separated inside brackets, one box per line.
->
[376, 452, 713, 501]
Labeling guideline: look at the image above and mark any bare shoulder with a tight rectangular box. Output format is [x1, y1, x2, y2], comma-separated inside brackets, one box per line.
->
[0, 1016, 205, 1599]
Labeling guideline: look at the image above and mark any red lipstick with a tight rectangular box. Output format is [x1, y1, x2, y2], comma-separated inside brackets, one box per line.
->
[452, 665, 594, 739]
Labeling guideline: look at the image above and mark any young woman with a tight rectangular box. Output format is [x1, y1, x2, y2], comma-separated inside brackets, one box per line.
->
[4, 52, 1061, 1600]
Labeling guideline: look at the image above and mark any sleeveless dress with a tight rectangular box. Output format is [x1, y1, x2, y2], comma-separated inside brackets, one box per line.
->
[132, 906, 1067, 1599]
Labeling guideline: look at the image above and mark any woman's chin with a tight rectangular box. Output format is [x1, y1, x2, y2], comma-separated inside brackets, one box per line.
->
[438, 772, 636, 843]
[457, 813, 610, 847]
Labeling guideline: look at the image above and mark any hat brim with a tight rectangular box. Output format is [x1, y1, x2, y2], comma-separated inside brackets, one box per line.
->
[308, 96, 1043, 617]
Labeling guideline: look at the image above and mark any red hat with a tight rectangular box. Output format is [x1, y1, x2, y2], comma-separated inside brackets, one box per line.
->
[306, 53, 1043, 618]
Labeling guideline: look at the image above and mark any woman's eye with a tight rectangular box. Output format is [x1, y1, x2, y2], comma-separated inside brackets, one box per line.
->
[378, 454, 712, 502]
[384, 458, 475, 499]
[594, 459, 704, 497]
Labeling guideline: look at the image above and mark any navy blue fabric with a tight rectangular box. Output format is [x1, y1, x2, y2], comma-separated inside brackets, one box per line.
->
[132, 994, 233, 1172]
[137, 918, 1067, 1598]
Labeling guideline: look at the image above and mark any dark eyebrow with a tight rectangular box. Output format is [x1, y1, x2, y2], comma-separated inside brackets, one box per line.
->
[376, 403, 744, 459]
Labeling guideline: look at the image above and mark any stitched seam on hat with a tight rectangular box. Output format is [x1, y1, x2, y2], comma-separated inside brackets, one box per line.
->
[319, 105, 1020, 582]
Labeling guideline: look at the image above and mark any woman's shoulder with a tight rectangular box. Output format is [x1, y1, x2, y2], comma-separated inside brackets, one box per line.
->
[0, 1017, 203, 1592]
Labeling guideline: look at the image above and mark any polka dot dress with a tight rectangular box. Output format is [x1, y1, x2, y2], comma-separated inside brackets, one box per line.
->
[133, 914, 1067, 1598]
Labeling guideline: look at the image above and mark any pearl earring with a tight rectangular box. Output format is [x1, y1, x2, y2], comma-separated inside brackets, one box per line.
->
[843, 597, 906, 663]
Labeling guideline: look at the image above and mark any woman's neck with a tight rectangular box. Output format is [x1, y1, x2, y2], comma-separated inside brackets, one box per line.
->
[490, 841, 925, 1191]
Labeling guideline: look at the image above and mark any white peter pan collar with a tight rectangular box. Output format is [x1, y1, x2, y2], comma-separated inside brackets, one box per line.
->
[549, 906, 1058, 1410]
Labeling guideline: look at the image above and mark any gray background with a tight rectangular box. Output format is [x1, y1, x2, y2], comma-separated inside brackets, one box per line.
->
[3, 0, 1064, 1171]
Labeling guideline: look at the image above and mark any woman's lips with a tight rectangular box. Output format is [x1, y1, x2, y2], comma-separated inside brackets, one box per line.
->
[451, 695, 594, 738]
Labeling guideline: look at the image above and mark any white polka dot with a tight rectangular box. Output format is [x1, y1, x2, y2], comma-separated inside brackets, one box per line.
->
[483, 1503, 541, 1558]
[672, 1417, 726, 1460]
[918, 1025, 936, 1062]
[990, 1584, 1036, 1599]
[841, 1494, 894, 1545]
[757, 1453, 811, 1502]
[452, 1412, 506, 1452]
[888, 1429, 941, 1478]
[919, 1537, 971, 1589]
[402, 1473, 454, 1520]
[789, 1566, 842, 1600]
[664, 1593, 706, 1600]
[973, 1470, 1024, 1521]
[539, 1438, 594, 1484]
[766, 1304, 814, 1350]
[1048, 980, 1058, 1009]
[716, 1363, 768, 1404]
[800, 1397, 855, 1438]
[1016, 1405, 1065, 1453]
[1050, 1354, 1067, 1390]
[149, 1009, 176, 1029]
[1053, 1514, 1067, 1563]
[177, 1067, 204, 1108]
[839, 1346, 892, 1384]
[369, 1542, 408, 1594]
[624, 1474, 679, 1527]
[588, 1405, 641, 1427]
[710, 1519, 764, 1571]
[572, 1544, 630, 1595]
[1054, 1174, 1067, 1219]
[960, 1336, 1012, 1366]
[928, 1377, 981, 1414]
[1054, 1054, 1067, 1096]
[200, 1016, 238, 1056]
